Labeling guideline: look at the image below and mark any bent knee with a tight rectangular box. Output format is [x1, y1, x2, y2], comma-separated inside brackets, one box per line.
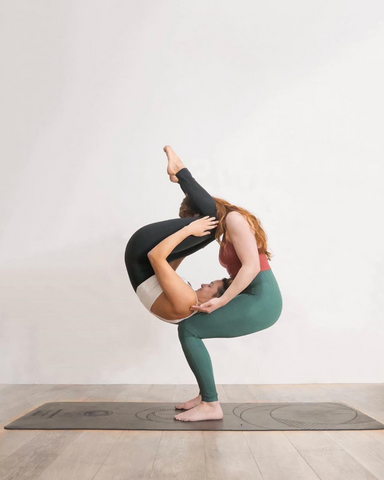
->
[177, 319, 198, 338]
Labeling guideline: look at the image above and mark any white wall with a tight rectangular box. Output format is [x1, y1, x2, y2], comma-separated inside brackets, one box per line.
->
[1, 0, 383, 384]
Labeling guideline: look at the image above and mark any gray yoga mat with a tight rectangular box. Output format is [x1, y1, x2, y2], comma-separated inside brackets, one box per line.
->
[4, 402, 384, 431]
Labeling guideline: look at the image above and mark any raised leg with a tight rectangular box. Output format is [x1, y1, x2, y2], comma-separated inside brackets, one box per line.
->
[175, 168, 217, 218]
[125, 167, 218, 291]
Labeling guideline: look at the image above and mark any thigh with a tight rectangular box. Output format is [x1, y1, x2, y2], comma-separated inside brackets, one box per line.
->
[125, 216, 214, 263]
[178, 293, 281, 339]
[124, 216, 216, 291]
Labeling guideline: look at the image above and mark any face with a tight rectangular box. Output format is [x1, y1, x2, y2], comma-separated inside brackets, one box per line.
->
[196, 280, 223, 303]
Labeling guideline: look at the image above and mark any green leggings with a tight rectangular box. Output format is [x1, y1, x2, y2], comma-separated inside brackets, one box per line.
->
[177, 269, 283, 402]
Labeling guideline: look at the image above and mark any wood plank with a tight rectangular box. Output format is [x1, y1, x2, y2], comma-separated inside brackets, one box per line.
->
[325, 430, 384, 480]
[58, 384, 105, 401]
[55, 430, 122, 464]
[284, 431, 345, 456]
[113, 384, 152, 401]
[83, 384, 128, 401]
[0, 385, 29, 398]
[38, 458, 100, 480]
[0, 429, 41, 457]
[287, 430, 378, 480]
[37, 430, 122, 480]
[0, 385, 100, 427]
[249, 384, 287, 402]
[0, 430, 81, 480]
[0, 385, 17, 394]
[143, 385, 176, 402]
[271, 384, 334, 403]
[245, 431, 319, 480]
[2, 384, 54, 398]
[150, 432, 206, 480]
[0, 384, 60, 414]
[0, 385, 74, 426]
[222, 384, 258, 402]
[204, 431, 263, 480]
[366, 430, 384, 445]
[92, 431, 162, 480]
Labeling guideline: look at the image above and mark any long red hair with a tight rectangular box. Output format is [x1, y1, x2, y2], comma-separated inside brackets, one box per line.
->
[179, 196, 272, 260]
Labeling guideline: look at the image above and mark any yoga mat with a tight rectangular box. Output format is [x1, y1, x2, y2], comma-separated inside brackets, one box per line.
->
[4, 402, 384, 431]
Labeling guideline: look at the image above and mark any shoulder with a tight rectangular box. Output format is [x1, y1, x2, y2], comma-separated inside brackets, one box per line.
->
[225, 211, 248, 227]
[226, 211, 243, 219]
[225, 211, 256, 238]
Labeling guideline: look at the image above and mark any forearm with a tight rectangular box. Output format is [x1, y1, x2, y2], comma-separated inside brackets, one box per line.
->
[220, 265, 260, 305]
[148, 226, 191, 260]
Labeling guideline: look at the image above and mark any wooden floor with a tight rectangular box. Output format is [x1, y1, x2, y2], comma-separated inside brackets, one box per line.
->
[0, 384, 384, 479]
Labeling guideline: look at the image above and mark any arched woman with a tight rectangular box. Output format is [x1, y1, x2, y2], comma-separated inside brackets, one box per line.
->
[125, 147, 233, 324]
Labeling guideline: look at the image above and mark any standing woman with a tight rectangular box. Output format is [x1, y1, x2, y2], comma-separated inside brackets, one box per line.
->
[164, 147, 283, 422]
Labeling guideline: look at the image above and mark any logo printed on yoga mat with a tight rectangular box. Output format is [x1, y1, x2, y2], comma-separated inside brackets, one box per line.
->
[84, 410, 113, 417]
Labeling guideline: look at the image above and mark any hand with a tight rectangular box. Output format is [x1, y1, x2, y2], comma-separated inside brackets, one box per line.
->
[190, 297, 225, 314]
[186, 216, 219, 237]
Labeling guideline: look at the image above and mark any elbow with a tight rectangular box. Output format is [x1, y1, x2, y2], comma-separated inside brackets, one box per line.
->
[147, 251, 157, 261]
[147, 251, 164, 263]
[245, 263, 260, 276]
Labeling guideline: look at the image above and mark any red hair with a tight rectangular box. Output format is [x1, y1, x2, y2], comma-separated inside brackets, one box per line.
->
[179, 196, 272, 261]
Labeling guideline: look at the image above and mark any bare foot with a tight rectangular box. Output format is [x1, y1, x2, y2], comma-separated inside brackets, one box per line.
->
[169, 174, 179, 183]
[174, 401, 223, 422]
[163, 145, 186, 182]
[175, 394, 202, 410]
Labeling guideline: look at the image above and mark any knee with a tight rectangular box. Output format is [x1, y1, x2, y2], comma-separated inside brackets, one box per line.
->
[177, 321, 195, 341]
[177, 321, 187, 340]
[208, 205, 218, 219]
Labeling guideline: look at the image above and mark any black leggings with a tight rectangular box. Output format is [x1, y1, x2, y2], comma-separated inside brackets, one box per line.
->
[124, 168, 218, 292]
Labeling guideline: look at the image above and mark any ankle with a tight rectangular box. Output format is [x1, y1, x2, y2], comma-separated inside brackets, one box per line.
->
[202, 400, 219, 406]
[175, 165, 186, 175]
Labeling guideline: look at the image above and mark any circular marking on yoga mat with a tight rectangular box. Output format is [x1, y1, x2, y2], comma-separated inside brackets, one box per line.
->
[136, 407, 179, 423]
[270, 404, 357, 428]
[233, 403, 359, 430]
[84, 410, 113, 417]
[233, 403, 273, 429]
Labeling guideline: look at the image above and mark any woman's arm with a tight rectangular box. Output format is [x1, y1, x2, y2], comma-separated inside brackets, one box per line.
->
[219, 212, 260, 305]
[148, 217, 217, 260]
[148, 227, 192, 260]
